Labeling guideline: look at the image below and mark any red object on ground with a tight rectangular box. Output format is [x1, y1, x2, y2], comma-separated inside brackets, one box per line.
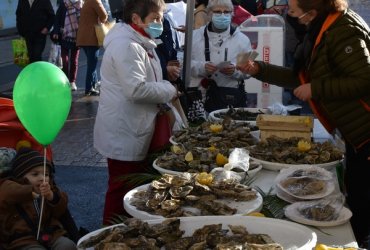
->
[0, 97, 53, 161]
[232, 5, 253, 26]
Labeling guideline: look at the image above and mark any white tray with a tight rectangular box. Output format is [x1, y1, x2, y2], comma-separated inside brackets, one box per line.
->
[250, 156, 342, 171]
[209, 107, 268, 125]
[285, 202, 352, 227]
[153, 158, 263, 178]
[123, 183, 263, 220]
[77, 215, 317, 250]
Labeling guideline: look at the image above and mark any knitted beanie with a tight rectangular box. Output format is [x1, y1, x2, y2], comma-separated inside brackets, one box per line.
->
[11, 147, 53, 178]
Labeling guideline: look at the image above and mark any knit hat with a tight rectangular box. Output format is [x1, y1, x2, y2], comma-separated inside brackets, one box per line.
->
[11, 147, 53, 178]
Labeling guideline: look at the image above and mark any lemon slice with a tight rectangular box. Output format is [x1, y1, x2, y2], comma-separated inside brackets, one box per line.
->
[185, 151, 193, 162]
[171, 145, 182, 154]
[196, 172, 214, 185]
[208, 145, 217, 152]
[16, 140, 32, 151]
[297, 140, 311, 152]
[216, 153, 228, 166]
[210, 124, 223, 133]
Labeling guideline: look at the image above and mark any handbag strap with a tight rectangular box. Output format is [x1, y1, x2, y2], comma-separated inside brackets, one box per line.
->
[203, 24, 236, 61]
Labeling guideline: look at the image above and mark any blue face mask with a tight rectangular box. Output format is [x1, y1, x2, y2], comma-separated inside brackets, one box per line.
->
[212, 13, 232, 30]
[144, 22, 163, 39]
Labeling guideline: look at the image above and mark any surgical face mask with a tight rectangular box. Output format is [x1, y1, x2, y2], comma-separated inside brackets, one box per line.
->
[212, 13, 232, 30]
[144, 22, 163, 39]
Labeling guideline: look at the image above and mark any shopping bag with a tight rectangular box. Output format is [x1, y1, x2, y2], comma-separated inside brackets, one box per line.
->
[48, 43, 63, 68]
[95, 20, 116, 46]
[11, 38, 29, 67]
[149, 112, 172, 152]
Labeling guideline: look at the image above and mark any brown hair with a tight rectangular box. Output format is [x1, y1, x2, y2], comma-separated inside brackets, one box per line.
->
[297, 0, 348, 15]
[122, 0, 166, 23]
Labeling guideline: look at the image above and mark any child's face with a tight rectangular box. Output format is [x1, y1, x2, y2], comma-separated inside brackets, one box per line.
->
[23, 166, 50, 193]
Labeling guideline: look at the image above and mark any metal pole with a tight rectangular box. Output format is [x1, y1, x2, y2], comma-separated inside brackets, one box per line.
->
[182, 0, 195, 88]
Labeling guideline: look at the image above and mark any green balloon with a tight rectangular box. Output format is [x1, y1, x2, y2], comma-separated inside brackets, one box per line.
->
[13, 62, 72, 146]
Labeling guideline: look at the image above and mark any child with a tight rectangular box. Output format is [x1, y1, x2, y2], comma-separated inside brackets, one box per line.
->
[0, 147, 76, 250]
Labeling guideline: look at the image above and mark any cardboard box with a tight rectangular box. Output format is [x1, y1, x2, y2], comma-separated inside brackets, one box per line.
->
[256, 114, 314, 141]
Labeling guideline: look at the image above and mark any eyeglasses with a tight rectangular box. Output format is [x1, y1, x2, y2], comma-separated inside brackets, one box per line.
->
[212, 10, 232, 15]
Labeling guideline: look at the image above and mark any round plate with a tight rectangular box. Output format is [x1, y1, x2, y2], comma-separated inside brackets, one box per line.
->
[275, 166, 335, 200]
[124, 183, 263, 220]
[209, 108, 268, 125]
[250, 156, 342, 171]
[275, 184, 302, 203]
[153, 158, 263, 178]
[285, 202, 352, 227]
[77, 216, 317, 250]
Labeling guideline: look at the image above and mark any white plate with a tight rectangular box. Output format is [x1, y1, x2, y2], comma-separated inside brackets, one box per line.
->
[275, 166, 335, 200]
[124, 183, 263, 220]
[153, 158, 263, 178]
[209, 107, 268, 125]
[275, 184, 302, 203]
[250, 156, 342, 171]
[285, 202, 352, 227]
[77, 216, 317, 250]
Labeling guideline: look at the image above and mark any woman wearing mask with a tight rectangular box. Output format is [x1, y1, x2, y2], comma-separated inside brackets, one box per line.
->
[93, 0, 179, 225]
[237, 0, 370, 246]
[190, 0, 252, 113]
[76, 0, 108, 96]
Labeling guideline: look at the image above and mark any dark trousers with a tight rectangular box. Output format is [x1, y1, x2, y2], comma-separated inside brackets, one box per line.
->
[345, 142, 370, 246]
[24, 33, 47, 62]
[103, 158, 147, 225]
[82, 46, 100, 93]
[61, 46, 80, 83]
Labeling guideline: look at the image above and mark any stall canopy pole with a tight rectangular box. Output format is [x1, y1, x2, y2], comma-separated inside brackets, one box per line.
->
[182, 0, 195, 88]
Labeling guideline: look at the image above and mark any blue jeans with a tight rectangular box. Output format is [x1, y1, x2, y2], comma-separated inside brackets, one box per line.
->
[82, 46, 100, 93]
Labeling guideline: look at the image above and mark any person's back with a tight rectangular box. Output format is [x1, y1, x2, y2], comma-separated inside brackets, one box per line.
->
[0, 148, 76, 250]
[16, 0, 55, 62]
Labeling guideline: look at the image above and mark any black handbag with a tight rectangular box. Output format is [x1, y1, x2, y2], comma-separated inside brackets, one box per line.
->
[202, 25, 247, 113]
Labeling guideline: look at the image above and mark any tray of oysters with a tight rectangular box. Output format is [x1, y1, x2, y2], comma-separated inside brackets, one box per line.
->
[275, 165, 335, 202]
[77, 216, 317, 250]
[124, 171, 263, 220]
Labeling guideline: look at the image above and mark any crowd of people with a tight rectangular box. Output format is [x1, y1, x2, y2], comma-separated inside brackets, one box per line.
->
[6, 0, 370, 248]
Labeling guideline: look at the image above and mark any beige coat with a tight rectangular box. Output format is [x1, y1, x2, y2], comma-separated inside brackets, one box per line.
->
[76, 0, 108, 46]
[194, 4, 209, 29]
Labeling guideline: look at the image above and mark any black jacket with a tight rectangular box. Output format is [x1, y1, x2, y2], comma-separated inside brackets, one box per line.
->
[16, 0, 55, 37]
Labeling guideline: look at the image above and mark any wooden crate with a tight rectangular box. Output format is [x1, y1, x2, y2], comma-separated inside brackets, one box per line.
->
[256, 114, 314, 141]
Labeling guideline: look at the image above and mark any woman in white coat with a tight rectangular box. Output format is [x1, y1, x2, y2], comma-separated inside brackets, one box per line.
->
[93, 0, 178, 225]
[190, 0, 252, 112]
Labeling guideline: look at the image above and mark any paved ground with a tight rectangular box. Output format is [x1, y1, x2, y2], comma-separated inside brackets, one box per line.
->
[0, 34, 108, 233]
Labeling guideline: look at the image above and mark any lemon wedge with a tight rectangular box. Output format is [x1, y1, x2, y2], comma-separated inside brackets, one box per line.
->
[208, 145, 217, 152]
[210, 124, 223, 133]
[315, 244, 356, 250]
[171, 145, 182, 154]
[245, 212, 265, 217]
[297, 140, 311, 152]
[16, 140, 32, 151]
[196, 172, 213, 185]
[185, 151, 194, 162]
[216, 153, 228, 166]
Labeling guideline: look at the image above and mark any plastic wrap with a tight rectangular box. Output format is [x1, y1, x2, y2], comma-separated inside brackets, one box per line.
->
[296, 194, 345, 221]
[268, 102, 302, 115]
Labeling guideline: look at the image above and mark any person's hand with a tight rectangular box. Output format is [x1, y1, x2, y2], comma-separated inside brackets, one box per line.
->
[294, 84, 312, 101]
[205, 62, 217, 75]
[40, 182, 54, 201]
[41, 27, 48, 35]
[166, 65, 181, 81]
[175, 25, 186, 33]
[219, 64, 235, 76]
[52, 34, 59, 40]
[236, 60, 260, 75]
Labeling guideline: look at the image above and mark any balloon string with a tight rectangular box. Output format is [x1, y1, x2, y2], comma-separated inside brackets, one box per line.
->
[36, 147, 47, 240]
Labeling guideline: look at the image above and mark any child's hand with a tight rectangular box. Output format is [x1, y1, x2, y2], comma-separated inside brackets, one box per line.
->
[40, 182, 54, 201]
